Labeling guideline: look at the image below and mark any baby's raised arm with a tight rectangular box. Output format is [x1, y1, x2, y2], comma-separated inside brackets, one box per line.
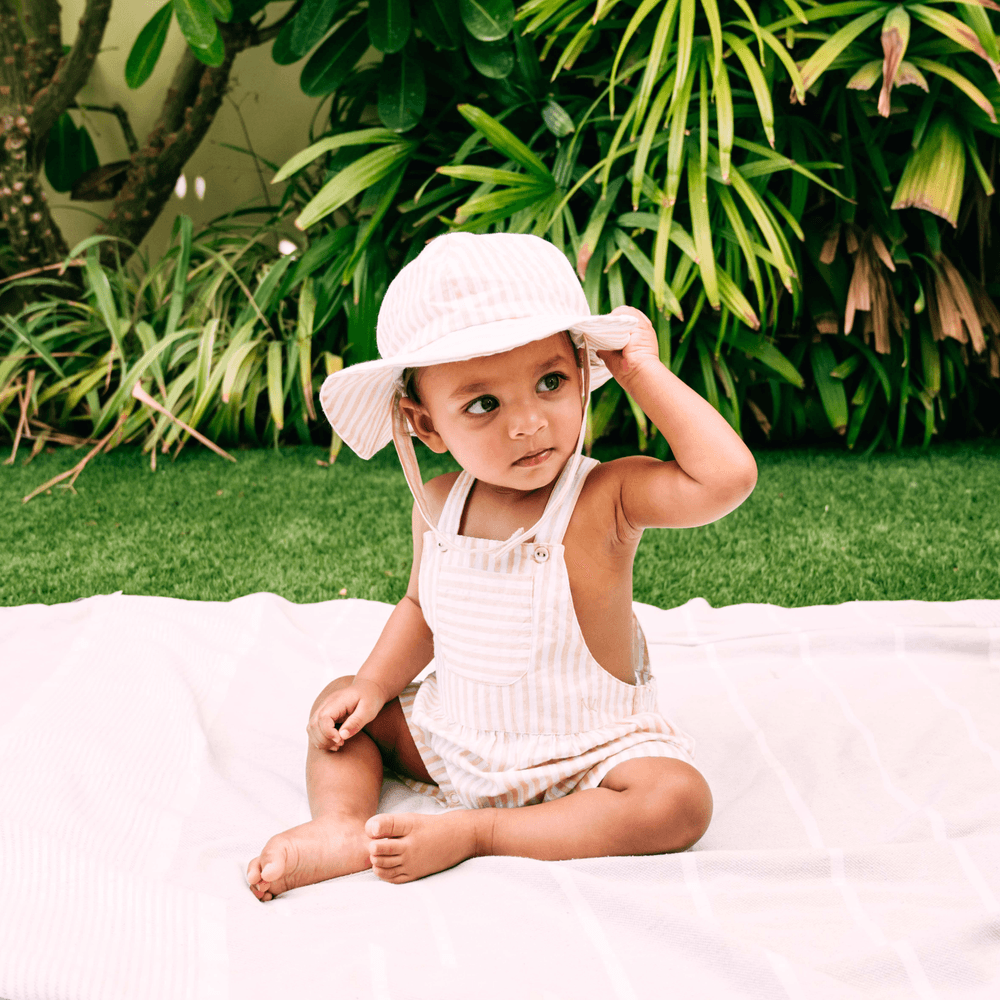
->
[599, 306, 758, 532]
[307, 501, 434, 750]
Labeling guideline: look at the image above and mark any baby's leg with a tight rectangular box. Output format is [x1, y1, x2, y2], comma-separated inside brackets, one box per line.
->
[247, 675, 431, 900]
[366, 757, 711, 884]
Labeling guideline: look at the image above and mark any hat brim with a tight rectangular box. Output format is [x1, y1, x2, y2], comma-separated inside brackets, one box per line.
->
[319, 312, 636, 460]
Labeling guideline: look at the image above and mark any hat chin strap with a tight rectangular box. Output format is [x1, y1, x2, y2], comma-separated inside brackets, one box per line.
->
[391, 343, 594, 558]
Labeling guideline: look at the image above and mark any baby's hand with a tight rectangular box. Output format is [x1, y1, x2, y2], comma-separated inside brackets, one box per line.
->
[306, 678, 386, 751]
[595, 305, 660, 384]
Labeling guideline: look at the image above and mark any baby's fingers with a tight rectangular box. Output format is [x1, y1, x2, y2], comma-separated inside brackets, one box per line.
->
[307, 709, 347, 750]
[338, 700, 379, 742]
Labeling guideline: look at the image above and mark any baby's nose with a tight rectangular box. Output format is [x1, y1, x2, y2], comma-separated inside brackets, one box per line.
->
[508, 402, 546, 436]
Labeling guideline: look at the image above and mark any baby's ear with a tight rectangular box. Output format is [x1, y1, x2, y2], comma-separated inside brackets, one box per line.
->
[398, 397, 448, 454]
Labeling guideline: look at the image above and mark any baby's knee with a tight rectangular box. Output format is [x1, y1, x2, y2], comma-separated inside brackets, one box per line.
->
[647, 764, 713, 853]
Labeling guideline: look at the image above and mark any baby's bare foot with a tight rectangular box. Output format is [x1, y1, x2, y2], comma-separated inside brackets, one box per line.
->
[365, 810, 489, 883]
[246, 814, 371, 900]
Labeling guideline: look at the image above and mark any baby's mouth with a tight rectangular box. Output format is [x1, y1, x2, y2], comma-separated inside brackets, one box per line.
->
[514, 448, 552, 467]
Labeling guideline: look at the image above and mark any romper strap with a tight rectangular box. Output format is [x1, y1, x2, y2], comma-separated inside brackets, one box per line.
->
[437, 470, 475, 535]
[531, 454, 599, 546]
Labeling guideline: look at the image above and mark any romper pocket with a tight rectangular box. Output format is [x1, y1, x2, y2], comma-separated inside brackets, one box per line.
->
[434, 563, 534, 685]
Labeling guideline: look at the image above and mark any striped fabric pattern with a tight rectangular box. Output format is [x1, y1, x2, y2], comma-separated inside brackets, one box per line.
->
[397, 453, 695, 811]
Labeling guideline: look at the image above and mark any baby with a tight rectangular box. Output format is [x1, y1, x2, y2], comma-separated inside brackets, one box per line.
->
[247, 233, 757, 896]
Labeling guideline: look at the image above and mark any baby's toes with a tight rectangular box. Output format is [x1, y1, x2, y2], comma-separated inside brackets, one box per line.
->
[372, 861, 405, 881]
[246, 858, 269, 896]
[365, 812, 414, 839]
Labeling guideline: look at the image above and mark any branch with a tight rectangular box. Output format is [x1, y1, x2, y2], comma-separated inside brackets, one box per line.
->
[72, 101, 140, 154]
[21, 0, 63, 85]
[94, 19, 256, 263]
[253, 1, 305, 45]
[30, 0, 112, 140]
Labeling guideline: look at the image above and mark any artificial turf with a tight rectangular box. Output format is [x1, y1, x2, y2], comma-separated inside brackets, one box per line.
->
[2, 437, 997, 609]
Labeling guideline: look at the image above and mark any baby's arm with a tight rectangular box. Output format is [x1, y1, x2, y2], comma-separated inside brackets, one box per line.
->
[598, 306, 758, 531]
[307, 500, 434, 750]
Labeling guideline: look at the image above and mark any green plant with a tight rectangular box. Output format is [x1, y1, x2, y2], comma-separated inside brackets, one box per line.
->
[0, 214, 344, 497]
[4, 1, 999, 472]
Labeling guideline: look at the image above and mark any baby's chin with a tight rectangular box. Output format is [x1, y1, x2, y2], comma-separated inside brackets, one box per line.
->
[458, 450, 571, 493]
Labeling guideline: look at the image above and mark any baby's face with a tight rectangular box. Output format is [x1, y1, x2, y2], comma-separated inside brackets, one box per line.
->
[401, 332, 583, 491]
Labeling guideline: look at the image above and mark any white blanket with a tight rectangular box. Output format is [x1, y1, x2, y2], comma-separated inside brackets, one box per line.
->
[1, 593, 998, 1000]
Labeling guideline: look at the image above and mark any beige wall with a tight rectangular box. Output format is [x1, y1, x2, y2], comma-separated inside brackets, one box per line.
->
[51, 1, 322, 263]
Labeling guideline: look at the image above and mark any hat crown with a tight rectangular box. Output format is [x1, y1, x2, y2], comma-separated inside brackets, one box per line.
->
[377, 233, 591, 358]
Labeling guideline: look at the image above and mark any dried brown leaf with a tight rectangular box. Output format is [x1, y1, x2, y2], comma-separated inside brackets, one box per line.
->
[940, 256, 986, 352]
[820, 224, 841, 264]
[3, 369, 35, 467]
[845, 248, 871, 333]
[965, 270, 1000, 342]
[934, 269, 966, 343]
[871, 232, 896, 272]
[879, 25, 907, 117]
[815, 312, 839, 334]
[747, 398, 771, 437]
[871, 267, 892, 354]
[131, 384, 237, 463]
[21, 412, 127, 504]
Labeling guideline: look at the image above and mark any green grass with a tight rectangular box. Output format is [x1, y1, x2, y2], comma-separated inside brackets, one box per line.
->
[2, 438, 997, 608]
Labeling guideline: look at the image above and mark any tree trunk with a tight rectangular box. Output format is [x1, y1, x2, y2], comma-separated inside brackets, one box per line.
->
[93, 19, 256, 267]
[0, 0, 112, 272]
[0, 2, 287, 281]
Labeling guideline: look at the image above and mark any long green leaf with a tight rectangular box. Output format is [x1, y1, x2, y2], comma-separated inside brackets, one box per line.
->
[909, 57, 997, 122]
[722, 31, 775, 147]
[272, 128, 399, 183]
[632, 71, 674, 210]
[93, 330, 190, 434]
[909, 4, 995, 66]
[610, 0, 662, 116]
[457, 104, 552, 179]
[635, 0, 680, 133]
[436, 165, 545, 186]
[714, 59, 734, 182]
[716, 185, 764, 315]
[730, 327, 805, 386]
[798, 8, 884, 91]
[294, 141, 416, 230]
[165, 214, 192, 340]
[267, 341, 284, 430]
[577, 176, 624, 279]
[810, 340, 848, 434]
[665, 61, 696, 206]
[687, 151, 718, 308]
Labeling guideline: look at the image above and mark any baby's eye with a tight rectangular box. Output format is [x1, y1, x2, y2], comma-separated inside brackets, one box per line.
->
[466, 396, 499, 415]
[538, 373, 566, 392]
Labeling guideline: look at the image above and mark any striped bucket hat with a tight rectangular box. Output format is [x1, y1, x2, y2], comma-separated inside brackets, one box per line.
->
[318, 232, 637, 554]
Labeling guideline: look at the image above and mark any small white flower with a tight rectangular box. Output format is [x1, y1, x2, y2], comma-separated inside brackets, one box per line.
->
[278, 238, 298, 256]
[194, 176, 206, 200]
[174, 174, 187, 199]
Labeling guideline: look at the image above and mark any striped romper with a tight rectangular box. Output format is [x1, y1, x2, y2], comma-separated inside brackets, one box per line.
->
[395, 441, 696, 811]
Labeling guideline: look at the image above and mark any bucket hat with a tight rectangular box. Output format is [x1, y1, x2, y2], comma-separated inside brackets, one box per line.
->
[318, 232, 637, 555]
